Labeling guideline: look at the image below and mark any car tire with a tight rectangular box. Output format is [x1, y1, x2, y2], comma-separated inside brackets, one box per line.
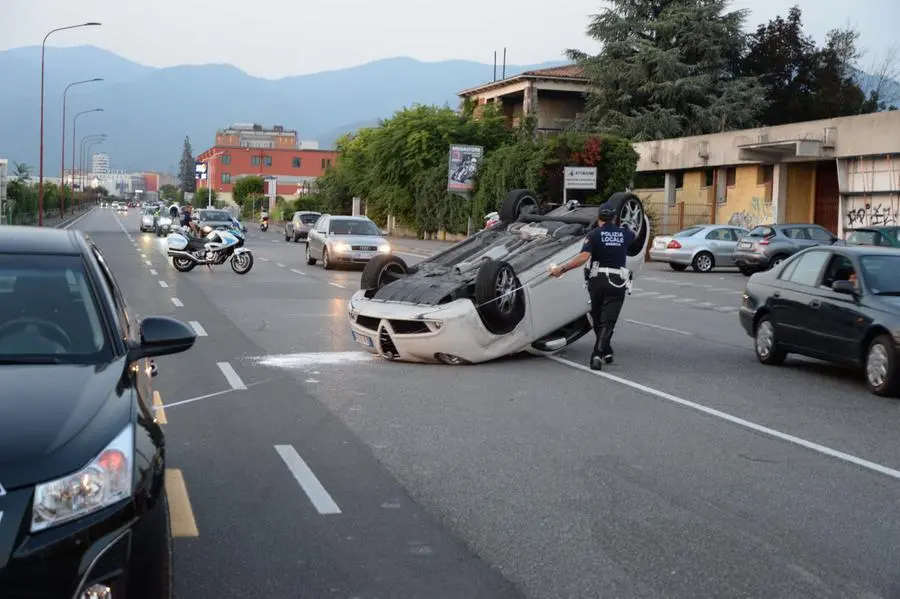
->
[754, 315, 786, 366]
[292, 233, 299, 243]
[865, 335, 900, 397]
[323, 247, 333, 270]
[284, 230, 290, 241]
[306, 244, 316, 265]
[669, 263, 688, 272]
[768, 253, 789, 270]
[500, 189, 540, 223]
[474, 259, 525, 335]
[605, 192, 648, 257]
[739, 266, 755, 276]
[692, 251, 715, 273]
[361, 254, 410, 290]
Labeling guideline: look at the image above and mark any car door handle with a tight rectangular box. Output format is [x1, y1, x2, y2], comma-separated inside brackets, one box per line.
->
[809, 299, 821, 308]
[773, 291, 780, 298]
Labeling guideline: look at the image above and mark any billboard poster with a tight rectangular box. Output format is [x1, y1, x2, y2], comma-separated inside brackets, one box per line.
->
[447, 144, 483, 192]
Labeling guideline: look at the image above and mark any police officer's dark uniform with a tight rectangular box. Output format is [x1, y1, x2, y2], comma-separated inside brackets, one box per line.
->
[582, 204, 634, 369]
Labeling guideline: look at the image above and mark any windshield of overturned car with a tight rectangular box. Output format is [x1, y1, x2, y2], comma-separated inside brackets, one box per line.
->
[198, 210, 232, 222]
[329, 219, 380, 236]
[0, 255, 111, 362]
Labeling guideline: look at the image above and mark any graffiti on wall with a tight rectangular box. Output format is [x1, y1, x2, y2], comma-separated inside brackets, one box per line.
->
[727, 197, 773, 229]
[844, 197, 899, 228]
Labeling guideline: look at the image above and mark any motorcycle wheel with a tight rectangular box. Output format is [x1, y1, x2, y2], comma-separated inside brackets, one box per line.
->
[173, 257, 196, 272]
[231, 252, 253, 274]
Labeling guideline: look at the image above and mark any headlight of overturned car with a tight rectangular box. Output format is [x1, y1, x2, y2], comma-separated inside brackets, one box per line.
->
[332, 242, 351, 253]
[158, 217, 172, 226]
[31, 423, 134, 532]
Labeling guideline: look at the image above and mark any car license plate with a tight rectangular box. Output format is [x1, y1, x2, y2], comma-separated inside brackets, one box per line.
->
[352, 331, 373, 347]
[654, 240, 666, 248]
[354, 251, 374, 260]
[739, 241, 751, 248]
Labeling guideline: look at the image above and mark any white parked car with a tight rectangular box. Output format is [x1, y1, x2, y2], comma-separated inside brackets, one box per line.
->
[347, 190, 650, 364]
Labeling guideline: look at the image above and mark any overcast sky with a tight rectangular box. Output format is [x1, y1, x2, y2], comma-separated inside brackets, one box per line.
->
[2, 0, 897, 79]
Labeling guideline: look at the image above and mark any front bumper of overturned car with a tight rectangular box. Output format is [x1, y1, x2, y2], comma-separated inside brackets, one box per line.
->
[346, 291, 530, 364]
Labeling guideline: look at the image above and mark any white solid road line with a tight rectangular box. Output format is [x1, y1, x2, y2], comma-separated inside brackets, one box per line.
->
[61, 208, 95, 230]
[217, 361, 247, 390]
[189, 321, 208, 336]
[259, 257, 270, 261]
[171, 298, 184, 307]
[158, 281, 169, 288]
[150, 269, 158, 275]
[328, 282, 346, 289]
[548, 355, 900, 483]
[626, 319, 692, 336]
[274, 445, 342, 515]
[655, 294, 678, 300]
[290, 268, 306, 276]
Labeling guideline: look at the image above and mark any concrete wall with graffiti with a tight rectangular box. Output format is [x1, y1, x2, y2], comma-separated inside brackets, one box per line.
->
[844, 197, 899, 228]
[841, 156, 900, 229]
[716, 165, 773, 229]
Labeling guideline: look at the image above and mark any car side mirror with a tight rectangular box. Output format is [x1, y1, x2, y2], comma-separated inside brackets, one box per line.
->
[380, 229, 388, 236]
[128, 316, 197, 361]
[832, 280, 856, 295]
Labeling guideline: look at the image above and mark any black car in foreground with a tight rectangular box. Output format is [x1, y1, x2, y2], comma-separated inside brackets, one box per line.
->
[0, 226, 196, 598]
[739, 245, 900, 396]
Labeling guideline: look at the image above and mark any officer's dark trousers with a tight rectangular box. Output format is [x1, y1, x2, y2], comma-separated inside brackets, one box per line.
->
[588, 276, 626, 357]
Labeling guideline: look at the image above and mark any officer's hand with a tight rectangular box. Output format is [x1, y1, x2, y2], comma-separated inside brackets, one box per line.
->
[549, 266, 564, 278]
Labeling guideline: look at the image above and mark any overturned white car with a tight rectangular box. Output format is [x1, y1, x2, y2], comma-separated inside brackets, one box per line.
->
[347, 190, 650, 364]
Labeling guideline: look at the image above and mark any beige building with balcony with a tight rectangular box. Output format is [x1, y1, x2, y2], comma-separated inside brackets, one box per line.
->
[631, 111, 900, 237]
[458, 65, 589, 136]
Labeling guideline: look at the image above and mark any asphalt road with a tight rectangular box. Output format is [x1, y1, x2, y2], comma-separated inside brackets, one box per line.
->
[83, 208, 900, 598]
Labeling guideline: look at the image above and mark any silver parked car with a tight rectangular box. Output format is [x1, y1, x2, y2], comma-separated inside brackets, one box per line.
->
[650, 224, 749, 272]
[733, 223, 842, 276]
[305, 215, 390, 269]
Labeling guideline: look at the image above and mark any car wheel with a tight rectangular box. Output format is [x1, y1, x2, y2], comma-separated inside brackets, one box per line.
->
[500, 189, 540, 223]
[606, 192, 648, 257]
[305, 244, 316, 265]
[323, 247, 333, 270]
[474, 259, 525, 335]
[692, 251, 715, 273]
[754, 315, 786, 366]
[284, 230, 290, 241]
[669, 263, 688, 272]
[361, 254, 410, 290]
[292, 233, 299, 243]
[768, 253, 789, 269]
[739, 266, 755, 276]
[865, 335, 900, 396]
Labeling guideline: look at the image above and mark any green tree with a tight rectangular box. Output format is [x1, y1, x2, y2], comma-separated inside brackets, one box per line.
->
[160, 184, 179, 202]
[195, 186, 218, 206]
[567, 0, 767, 139]
[742, 6, 877, 124]
[12, 162, 32, 181]
[232, 175, 265, 207]
[178, 136, 196, 192]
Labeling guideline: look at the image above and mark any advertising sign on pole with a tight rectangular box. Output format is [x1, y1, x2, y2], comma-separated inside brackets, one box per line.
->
[564, 166, 598, 190]
[194, 161, 208, 180]
[447, 145, 483, 193]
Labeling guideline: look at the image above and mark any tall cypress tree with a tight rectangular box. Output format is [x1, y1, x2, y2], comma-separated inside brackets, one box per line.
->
[567, 0, 767, 140]
[178, 136, 196, 192]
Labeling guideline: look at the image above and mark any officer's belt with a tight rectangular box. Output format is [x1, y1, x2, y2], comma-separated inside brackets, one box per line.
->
[587, 264, 633, 293]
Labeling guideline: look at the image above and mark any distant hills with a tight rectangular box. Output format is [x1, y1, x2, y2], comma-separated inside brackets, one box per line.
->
[0, 45, 565, 173]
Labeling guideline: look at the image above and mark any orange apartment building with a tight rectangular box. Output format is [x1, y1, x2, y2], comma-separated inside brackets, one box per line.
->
[196, 123, 338, 200]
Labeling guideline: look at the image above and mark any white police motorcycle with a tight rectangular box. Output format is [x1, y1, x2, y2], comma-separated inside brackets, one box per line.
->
[166, 224, 254, 274]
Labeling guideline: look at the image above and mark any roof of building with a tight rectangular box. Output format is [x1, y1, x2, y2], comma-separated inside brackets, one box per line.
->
[458, 64, 589, 97]
[0, 226, 82, 255]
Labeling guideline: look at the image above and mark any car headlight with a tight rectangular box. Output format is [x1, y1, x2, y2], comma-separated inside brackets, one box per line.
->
[31, 423, 134, 532]
[378, 243, 391, 253]
[332, 242, 351, 252]
[158, 217, 172, 225]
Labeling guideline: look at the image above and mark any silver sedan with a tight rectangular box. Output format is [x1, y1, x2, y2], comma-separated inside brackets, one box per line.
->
[650, 224, 749, 272]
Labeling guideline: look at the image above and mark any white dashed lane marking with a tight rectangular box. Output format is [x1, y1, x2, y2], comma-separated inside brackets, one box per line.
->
[189, 321, 208, 336]
[217, 362, 246, 390]
[159, 281, 169, 288]
[171, 298, 184, 307]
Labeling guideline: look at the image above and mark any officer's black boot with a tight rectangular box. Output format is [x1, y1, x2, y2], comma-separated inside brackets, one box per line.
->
[598, 326, 615, 365]
[590, 334, 603, 370]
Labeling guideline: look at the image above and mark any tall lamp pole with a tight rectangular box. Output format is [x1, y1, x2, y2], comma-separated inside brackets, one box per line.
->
[202, 151, 226, 208]
[61, 78, 102, 216]
[37, 21, 101, 226]
[72, 110, 103, 199]
[82, 140, 105, 198]
[79, 134, 106, 201]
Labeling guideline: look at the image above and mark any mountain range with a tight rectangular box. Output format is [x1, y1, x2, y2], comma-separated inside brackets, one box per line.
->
[0, 45, 565, 174]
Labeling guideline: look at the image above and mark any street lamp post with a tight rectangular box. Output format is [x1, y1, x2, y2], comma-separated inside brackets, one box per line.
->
[79, 134, 106, 202]
[201, 151, 226, 208]
[72, 110, 103, 200]
[61, 78, 102, 216]
[37, 22, 101, 226]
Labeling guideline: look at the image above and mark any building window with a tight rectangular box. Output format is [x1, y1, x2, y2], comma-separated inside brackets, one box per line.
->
[264, 155, 273, 167]
[757, 164, 774, 185]
[674, 171, 684, 189]
[292, 157, 302, 168]
[222, 173, 232, 184]
[251, 156, 260, 166]
[221, 154, 231, 165]
[703, 169, 714, 188]
[632, 172, 665, 188]
[725, 167, 736, 187]
[321, 158, 332, 169]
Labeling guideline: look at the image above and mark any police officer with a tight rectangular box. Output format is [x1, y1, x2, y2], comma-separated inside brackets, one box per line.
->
[550, 202, 635, 370]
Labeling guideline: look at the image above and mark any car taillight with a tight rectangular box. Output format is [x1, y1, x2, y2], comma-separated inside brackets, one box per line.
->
[759, 238, 770, 245]
[666, 240, 682, 249]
